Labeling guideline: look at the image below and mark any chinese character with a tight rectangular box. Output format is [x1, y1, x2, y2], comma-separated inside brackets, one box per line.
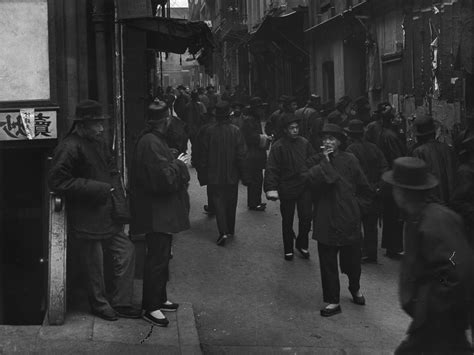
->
[35, 113, 52, 137]
[0, 114, 26, 138]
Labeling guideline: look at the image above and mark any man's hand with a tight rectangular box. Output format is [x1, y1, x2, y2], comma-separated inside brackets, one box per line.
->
[266, 190, 279, 201]
[177, 153, 191, 166]
[323, 147, 334, 162]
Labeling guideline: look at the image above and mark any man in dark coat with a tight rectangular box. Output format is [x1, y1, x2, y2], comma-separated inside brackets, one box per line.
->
[48, 100, 139, 321]
[264, 113, 315, 260]
[184, 91, 207, 150]
[198, 101, 248, 246]
[383, 157, 474, 354]
[307, 123, 373, 317]
[130, 100, 191, 327]
[366, 103, 407, 258]
[241, 97, 272, 211]
[174, 85, 190, 120]
[346, 119, 388, 263]
[294, 94, 321, 142]
[230, 101, 245, 129]
[411, 114, 457, 204]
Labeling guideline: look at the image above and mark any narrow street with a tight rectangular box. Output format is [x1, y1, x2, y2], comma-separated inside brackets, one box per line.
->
[168, 167, 410, 354]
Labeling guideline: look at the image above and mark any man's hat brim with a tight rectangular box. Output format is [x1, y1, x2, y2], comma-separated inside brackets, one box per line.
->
[344, 127, 364, 134]
[71, 114, 110, 121]
[382, 170, 439, 190]
[415, 128, 436, 136]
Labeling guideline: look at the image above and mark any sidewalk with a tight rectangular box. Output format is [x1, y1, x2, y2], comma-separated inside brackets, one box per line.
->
[0, 281, 201, 354]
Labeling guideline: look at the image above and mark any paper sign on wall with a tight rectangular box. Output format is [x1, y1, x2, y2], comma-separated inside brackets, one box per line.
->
[0, 110, 57, 141]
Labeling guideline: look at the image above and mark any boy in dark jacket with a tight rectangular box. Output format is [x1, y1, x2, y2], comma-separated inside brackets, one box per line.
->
[264, 113, 315, 260]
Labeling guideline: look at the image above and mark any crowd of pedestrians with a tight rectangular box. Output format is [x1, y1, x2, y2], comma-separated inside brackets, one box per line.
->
[48, 84, 474, 353]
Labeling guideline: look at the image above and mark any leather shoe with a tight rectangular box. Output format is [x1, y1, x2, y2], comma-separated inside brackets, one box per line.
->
[160, 302, 179, 312]
[216, 234, 227, 246]
[296, 247, 310, 259]
[249, 204, 266, 211]
[351, 292, 366, 305]
[92, 308, 118, 321]
[320, 305, 341, 317]
[361, 256, 377, 264]
[204, 205, 215, 215]
[142, 312, 169, 327]
[284, 253, 294, 261]
[113, 305, 142, 319]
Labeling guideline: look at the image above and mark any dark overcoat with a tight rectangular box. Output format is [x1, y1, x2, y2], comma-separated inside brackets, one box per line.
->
[241, 112, 267, 171]
[450, 161, 474, 247]
[48, 133, 123, 239]
[400, 203, 474, 334]
[307, 152, 373, 246]
[264, 136, 315, 200]
[412, 140, 457, 203]
[130, 130, 190, 235]
[198, 121, 248, 186]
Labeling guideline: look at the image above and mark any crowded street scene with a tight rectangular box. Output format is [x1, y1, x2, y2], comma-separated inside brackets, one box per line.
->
[1, 0, 474, 354]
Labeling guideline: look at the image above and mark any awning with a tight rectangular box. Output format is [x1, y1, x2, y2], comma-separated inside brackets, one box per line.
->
[122, 17, 215, 55]
[249, 9, 309, 57]
[304, 0, 368, 33]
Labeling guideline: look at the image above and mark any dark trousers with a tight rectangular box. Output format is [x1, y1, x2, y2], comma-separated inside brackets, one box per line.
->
[362, 211, 378, 259]
[280, 191, 312, 254]
[317, 242, 361, 304]
[209, 184, 238, 236]
[206, 186, 215, 212]
[381, 193, 404, 253]
[395, 326, 472, 354]
[247, 168, 263, 207]
[142, 232, 172, 312]
[80, 231, 135, 313]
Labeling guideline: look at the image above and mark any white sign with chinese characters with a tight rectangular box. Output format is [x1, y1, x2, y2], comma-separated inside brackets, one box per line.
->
[0, 110, 57, 141]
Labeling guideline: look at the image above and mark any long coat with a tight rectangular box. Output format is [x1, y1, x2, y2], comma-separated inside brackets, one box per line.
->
[130, 129, 190, 235]
[307, 152, 373, 246]
[264, 136, 315, 200]
[48, 133, 123, 239]
[412, 139, 457, 203]
[400, 203, 474, 334]
[450, 161, 474, 247]
[241, 112, 267, 171]
[197, 120, 248, 186]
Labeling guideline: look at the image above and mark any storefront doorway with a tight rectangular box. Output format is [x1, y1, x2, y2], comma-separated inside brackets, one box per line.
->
[0, 147, 50, 324]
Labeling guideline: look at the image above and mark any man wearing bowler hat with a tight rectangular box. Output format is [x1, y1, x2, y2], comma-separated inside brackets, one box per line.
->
[411, 114, 456, 204]
[48, 99, 140, 321]
[241, 97, 272, 211]
[346, 119, 388, 263]
[307, 123, 373, 317]
[130, 100, 191, 327]
[198, 101, 249, 246]
[383, 157, 474, 354]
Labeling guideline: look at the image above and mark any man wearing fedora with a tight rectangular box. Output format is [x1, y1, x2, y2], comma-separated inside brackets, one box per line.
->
[346, 119, 388, 263]
[130, 100, 191, 327]
[411, 114, 457, 204]
[382, 157, 474, 354]
[197, 101, 249, 246]
[307, 123, 373, 317]
[241, 97, 272, 211]
[264, 113, 315, 260]
[48, 99, 140, 321]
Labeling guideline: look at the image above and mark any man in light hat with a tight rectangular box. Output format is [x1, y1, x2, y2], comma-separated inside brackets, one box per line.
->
[264, 113, 315, 260]
[130, 100, 191, 327]
[411, 114, 456, 204]
[307, 123, 373, 317]
[241, 97, 272, 211]
[382, 157, 474, 354]
[48, 99, 140, 321]
[346, 119, 388, 263]
[198, 101, 249, 246]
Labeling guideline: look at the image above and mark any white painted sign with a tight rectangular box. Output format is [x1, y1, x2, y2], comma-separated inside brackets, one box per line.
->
[0, 110, 57, 141]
